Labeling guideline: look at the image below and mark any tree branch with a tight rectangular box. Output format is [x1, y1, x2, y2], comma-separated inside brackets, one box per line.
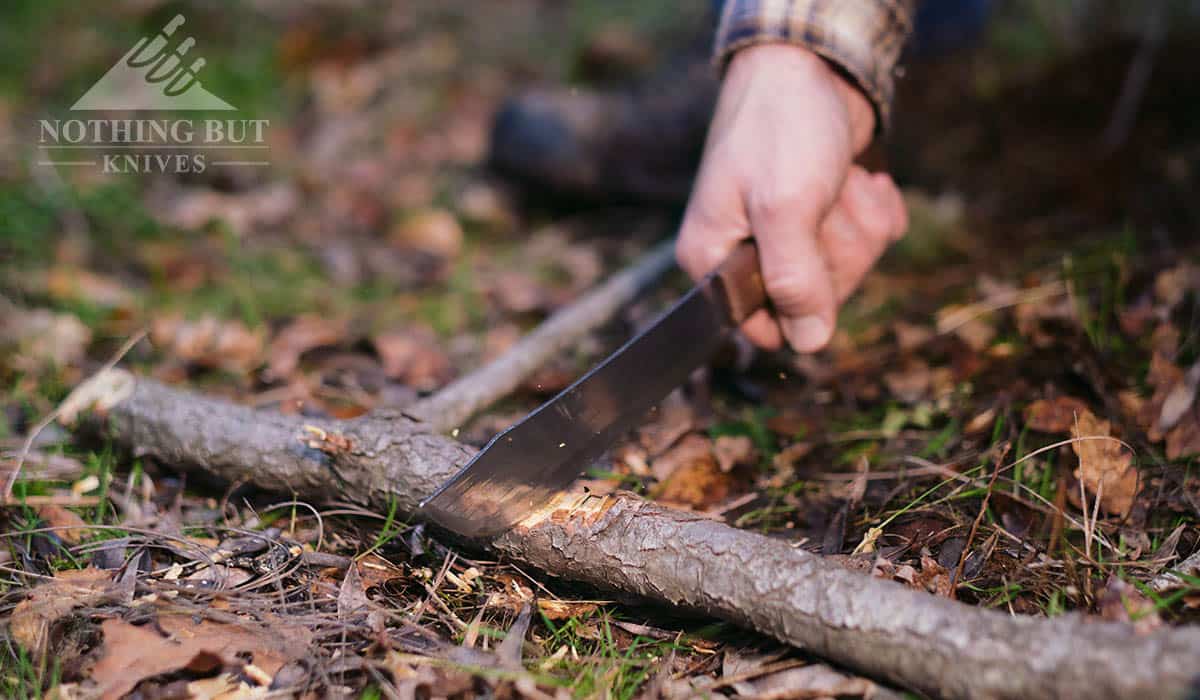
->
[71, 370, 1200, 700]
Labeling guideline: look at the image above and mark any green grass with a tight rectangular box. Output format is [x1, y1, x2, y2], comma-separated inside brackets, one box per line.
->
[536, 609, 689, 699]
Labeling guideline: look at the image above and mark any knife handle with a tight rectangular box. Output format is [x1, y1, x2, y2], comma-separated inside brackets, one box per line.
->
[712, 240, 768, 325]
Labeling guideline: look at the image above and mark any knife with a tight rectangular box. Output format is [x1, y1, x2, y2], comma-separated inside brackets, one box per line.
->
[420, 240, 767, 537]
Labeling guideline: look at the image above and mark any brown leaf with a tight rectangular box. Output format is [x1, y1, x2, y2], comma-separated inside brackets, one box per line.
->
[1098, 575, 1162, 634]
[536, 599, 600, 621]
[882, 358, 932, 403]
[11, 567, 114, 659]
[1024, 396, 1091, 433]
[916, 554, 954, 598]
[265, 315, 348, 381]
[638, 390, 696, 456]
[37, 505, 89, 544]
[1, 306, 92, 374]
[1154, 263, 1200, 309]
[893, 321, 934, 352]
[150, 314, 264, 373]
[713, 435, 757, 473]
[46, 267, 135, 309]
[338, 561, 371, 618]
[487, 270, 549, 314]
[1166, 418, 1200, 460]
[372, 326, 452, 391]
[731, 664, 876, 699]
[92, 613, 312, 700]
[1070, 411, 1139, 517]
[652, 434, 735, 510]
[389, 208, 464, 259]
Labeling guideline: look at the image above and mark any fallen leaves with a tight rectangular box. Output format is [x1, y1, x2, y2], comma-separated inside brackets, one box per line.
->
[1070, 411, 1139, 517]
[11, 567, 116, 660]
[91, 613, 313, 700]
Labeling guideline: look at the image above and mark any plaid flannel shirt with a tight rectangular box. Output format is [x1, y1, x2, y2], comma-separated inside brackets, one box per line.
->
[714, 0, 916, 128]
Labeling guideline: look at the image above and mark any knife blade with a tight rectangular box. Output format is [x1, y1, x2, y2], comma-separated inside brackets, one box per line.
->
[420, 240, 767, 537]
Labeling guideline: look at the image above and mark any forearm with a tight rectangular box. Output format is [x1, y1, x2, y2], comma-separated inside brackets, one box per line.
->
[713, 0, 916, 128]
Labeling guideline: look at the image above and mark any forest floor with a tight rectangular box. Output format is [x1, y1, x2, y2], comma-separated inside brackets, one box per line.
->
[2, 1, 1199, 698]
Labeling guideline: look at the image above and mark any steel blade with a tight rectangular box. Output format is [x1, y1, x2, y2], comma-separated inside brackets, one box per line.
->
[420, 277, 734, 537]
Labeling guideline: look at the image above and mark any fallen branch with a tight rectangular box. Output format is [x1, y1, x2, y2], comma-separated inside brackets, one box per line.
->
[405, 239, 676, 432]
[71, 370, 1200, 700]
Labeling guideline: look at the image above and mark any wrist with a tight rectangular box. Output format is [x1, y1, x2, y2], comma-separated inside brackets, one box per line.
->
[727, 43, 876, 151]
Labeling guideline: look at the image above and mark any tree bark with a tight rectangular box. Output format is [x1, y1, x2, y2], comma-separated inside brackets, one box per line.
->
[77, 370, 1200, 700]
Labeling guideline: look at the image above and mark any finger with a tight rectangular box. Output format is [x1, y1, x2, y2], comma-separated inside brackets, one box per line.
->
[872, 171, 909, 241]
[740, 309, 783, 350]
[819, 168, 897, 302]
[748, 184, 839, 353]
[676, 166, 748, 282]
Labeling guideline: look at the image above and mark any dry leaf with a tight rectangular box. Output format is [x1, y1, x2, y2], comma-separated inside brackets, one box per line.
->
[92, 613, 313, 700]
[37, 505, 89, 544]
[731, 664, 876, 699]
[1098, 575, 1162, 635]
[916, 554, 954, 597]
[11, 567, 114, 659]
[882, 358, 932, 403]
[389, 207, 463, 259]
[46, 267, 135, 309]
[1154, 263, 1200, 309]
[652, 434, 735, 510]
[713, 435, 757, 473]
[1, 306, 92, 373]
[488, 270, 549, 314]
[265, 315, 348, 380]
[1070, 411, 1139, 517]
[893, 320, 934, 352]
[151, 314, 264, 373]
[373, 326, 452, 391]
[1024, 396, 1091, 433]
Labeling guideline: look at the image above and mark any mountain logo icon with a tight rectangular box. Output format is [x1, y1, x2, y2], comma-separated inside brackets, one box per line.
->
[72, 15, 235, 111]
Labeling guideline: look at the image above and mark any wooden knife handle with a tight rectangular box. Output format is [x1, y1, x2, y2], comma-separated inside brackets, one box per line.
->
[711, 240, 768, 325]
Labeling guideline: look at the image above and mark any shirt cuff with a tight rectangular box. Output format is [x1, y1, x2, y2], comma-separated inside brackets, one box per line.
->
[713, 0, 915, 129]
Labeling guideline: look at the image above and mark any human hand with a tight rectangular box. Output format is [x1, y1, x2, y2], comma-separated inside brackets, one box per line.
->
[677, 44, 908, 351]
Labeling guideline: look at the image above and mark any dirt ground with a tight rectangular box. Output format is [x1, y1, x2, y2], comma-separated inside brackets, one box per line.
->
[2, 1, 1199, 698]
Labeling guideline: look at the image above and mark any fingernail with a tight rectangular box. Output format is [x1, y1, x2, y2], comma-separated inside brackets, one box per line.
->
[784, 315, 830, 352]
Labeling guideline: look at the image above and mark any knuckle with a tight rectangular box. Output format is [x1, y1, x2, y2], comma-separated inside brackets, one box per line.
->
[763, 269, 828, 313]
[749, 182, 829, 226]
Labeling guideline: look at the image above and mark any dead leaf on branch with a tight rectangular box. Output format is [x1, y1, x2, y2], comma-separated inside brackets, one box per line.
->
[1070, 411, 1139, 517]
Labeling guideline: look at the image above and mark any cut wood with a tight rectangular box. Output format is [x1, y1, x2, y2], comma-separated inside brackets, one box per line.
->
[71, 370, 1200, 700]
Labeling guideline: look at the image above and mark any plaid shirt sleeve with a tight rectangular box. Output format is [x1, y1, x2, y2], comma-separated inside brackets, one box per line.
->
[714, 0, 916, 128]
